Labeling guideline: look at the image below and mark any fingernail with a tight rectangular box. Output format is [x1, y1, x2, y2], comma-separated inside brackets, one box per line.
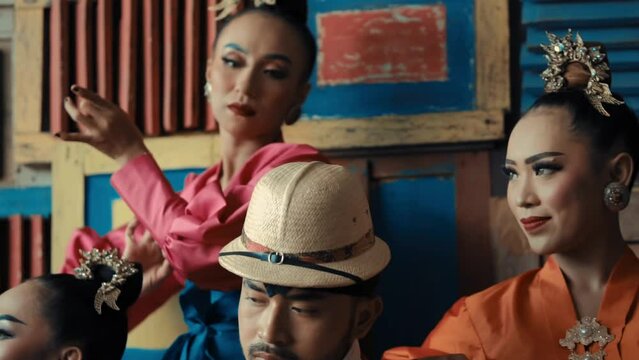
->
[71, 85, 79, 93]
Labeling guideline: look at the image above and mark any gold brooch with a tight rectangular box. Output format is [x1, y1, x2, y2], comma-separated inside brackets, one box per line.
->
[74, 248, 138, 315]
[212, 0, 277, 20]
[540, 29, 623, 117]
[559, 317, 614, 360]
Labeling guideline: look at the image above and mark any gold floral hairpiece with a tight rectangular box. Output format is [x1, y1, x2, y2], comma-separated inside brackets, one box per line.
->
[212, 0, 277, 20]
[74, 249, 138, 315]
[540, 29, 623, 117]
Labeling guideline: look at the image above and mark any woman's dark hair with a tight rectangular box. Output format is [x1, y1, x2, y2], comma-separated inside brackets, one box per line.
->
[31, 263, 142, 360]
[527, 89, 639, 187]
[213, 3, 317, 82]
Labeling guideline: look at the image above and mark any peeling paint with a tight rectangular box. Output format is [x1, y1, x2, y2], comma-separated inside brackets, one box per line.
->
[317, 4, 448, 86]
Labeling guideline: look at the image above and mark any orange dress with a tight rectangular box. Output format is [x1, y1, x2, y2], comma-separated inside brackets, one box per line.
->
[383, 247, 639, 360]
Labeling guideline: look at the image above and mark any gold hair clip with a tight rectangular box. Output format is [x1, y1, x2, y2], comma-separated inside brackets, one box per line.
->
[540, 29, 623, 117]
[212, 0, 277, 20]
[74, 249, 138, 315]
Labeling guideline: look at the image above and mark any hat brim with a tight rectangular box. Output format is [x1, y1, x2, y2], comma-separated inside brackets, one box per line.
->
[219, 235, 391, 288]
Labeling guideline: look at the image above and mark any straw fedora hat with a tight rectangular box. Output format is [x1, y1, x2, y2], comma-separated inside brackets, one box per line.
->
[219, 162, 390, 288]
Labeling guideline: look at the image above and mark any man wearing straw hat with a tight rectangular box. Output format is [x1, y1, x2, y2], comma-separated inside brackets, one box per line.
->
[219, 161, 391, 360]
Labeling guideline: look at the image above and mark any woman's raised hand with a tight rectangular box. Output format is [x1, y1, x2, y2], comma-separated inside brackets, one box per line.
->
[59, 85, 148, 166]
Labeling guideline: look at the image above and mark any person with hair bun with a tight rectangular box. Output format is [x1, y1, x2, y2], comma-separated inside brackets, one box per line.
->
[384, 30, 639, 360]
[55, 1, 326, 359]
[0, 249, 142, 360]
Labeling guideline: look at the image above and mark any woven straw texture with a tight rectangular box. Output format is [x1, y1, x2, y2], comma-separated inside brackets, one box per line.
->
[220, 162, 391, 288]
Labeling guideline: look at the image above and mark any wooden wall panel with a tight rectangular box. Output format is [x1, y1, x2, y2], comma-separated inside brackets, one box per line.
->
[97, 0, 114, 101]
[163, 0, 179, 133]
[50, 0, 70, 134]
[143, 0, 161, 136]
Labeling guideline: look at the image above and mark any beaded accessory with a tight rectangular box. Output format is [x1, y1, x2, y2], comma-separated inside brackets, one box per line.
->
[540, 29, 623, 117]
[559, 317, 614, 360]
[212, 0, 277, 20]
[74, 249, 138, 315]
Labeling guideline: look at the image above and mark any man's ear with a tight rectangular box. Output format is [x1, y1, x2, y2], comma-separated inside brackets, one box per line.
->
[59, 346, 82, 360]
[352, 296, 383, 339]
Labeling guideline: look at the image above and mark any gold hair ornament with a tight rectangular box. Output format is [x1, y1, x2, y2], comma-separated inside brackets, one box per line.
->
[74, 249, 138, 315]
[212, 0, 277, 20]
[540, 29, 623, 117]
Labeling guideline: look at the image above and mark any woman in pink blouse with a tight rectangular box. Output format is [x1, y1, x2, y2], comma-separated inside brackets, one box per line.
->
[56, 3, 325, 359]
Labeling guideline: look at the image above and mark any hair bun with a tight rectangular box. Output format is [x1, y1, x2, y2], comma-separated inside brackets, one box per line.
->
[563, 41, 611, 90]
[87, 262, 143, 311]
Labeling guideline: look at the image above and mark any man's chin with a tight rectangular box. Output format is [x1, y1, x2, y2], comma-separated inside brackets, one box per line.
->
[247, 343, 299, 360]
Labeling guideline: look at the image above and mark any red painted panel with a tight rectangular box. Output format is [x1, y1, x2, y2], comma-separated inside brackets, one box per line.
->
[163, 0, 179, 133]
[143, 0, 161, 136]
[9, 216, 23, 288]
[118, 0, 139, 117]
[317, 5, 448, 86]
[97, 0, 114, 101]
[76, 0, 95, 89]
[30, 216, 45, 277]
[50, 0, 70, 134]
[183, 0, 201, 129]
[205, 0, 218, 132]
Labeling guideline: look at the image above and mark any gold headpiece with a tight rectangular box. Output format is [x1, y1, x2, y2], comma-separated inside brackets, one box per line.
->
[212, 0, 277, 20]
[540, 29, 623, 117]
[74, 249, 138, 315]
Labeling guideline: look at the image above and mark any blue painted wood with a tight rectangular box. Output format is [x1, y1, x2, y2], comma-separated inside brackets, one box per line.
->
[520, 0, 639, 114]
[0, 187, 51, 217]
[304, 0, 476, 118]
[85, 169, 204, 235]
[370, 174, 458, 358]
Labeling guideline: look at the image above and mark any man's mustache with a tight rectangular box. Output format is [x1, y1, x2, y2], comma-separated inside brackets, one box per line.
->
[248, 342, 299, 360]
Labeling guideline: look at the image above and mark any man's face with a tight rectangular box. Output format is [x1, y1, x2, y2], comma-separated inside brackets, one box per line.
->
[238, 279, 373, 360]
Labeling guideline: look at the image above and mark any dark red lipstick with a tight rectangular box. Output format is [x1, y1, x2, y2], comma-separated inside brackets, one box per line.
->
[520, 216, 551, 233]
[228, 103, 256, 117]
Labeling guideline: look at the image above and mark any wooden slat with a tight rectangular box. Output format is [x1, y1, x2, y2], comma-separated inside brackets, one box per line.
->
[14, 0, 50, 8]
[51, 142, 86, 272]
[14, 7, 44, 134]
[205, 0, 218, 131]
[97, 0, 114, 101]
[9, 216, 23, 288]
[455, 151, 494, 294]
[83, 133, 221, 175]
[183, 0, 201, 129]
[143, 0, 161, 136]
[75, 0, 94, 89]
[476, 0, 510, 111]
[118, 0, 139, 117]
[283, 110, 504, 150]
[163, 0, 179, 133]
[50, 0, 70, 134]
[30, 215, 45, 277]
[14, 133, 56, 165]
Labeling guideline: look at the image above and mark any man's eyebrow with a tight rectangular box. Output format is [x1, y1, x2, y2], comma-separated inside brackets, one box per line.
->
[0, 314, 26, 325]
[284, 291, 328, 302]
[244, 280, 267, 294]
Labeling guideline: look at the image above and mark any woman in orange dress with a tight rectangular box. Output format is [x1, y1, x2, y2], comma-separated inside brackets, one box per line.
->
[384, 31, 639, 360]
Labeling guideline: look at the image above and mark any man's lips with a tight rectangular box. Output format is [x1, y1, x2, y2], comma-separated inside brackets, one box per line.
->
[228, 103, 256, 117]
[520, 216, 551, 232]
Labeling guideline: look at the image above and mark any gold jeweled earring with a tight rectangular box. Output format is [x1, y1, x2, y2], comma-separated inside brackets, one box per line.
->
[603, 182, 630, 212]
